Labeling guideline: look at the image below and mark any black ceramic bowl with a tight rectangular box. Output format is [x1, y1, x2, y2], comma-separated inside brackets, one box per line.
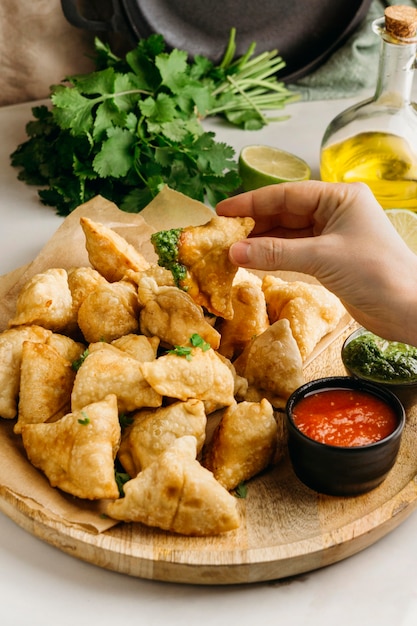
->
[286, 376, 406, 496]
[341, 327, 417, 392]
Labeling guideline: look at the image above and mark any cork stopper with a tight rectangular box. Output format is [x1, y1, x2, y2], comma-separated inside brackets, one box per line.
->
[385, 5, 417, 40]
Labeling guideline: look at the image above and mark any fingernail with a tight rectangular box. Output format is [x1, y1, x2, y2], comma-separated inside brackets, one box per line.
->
[230, 241, 251, 265]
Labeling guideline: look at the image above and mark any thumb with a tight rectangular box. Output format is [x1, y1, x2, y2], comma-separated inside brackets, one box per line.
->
[229, 237, 323, 275]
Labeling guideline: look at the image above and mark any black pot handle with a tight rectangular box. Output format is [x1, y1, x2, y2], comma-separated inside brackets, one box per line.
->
[60, 0, 128, 33]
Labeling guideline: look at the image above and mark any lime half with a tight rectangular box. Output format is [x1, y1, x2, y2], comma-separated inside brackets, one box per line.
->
[239, 145, 311, 192]
[385, 208, 417, 254]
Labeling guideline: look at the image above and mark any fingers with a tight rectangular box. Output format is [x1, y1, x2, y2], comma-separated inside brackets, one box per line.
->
[217, 180, 331, 216]
[229, 235, 325, 275]
[217, 181, 342, 236]
[217, 181, 381, 235]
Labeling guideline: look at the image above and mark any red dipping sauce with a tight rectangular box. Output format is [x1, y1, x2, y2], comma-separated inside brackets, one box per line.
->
[292, 388, 398, 447]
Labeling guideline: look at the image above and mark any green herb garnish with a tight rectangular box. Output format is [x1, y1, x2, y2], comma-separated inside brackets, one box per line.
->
[168, 334, 211, 359]
[168, 345, 193, 360]
[77, 411, 90, 426]
[234, 482, 248, 499]
[71, 348, 89, 372]
[190, 333, 210, 351]
[119, 413, 134, 429]
[10, 30, 296, 216]
[115, 470, 131, 497]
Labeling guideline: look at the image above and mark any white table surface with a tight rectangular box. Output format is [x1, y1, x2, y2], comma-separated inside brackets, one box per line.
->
[1, 98, 417, 626]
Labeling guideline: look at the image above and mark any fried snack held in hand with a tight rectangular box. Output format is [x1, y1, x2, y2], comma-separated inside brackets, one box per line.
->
[21, 394, 121, 500]
[138, 274, 220, 349]
[151, 215, 254, 319]
[0, 325, 52, 419]
[234, 318, 304, 408]
[262, 275, 346, 361]
[107, 436, 240, 536]
[71, 342, 162, 413]
[80, 216, 150, 282]
[8, 268, 73, 333]
[203, 399, 278, 491]
[118, 399, 207, 476]
[140, 346, 235, 414]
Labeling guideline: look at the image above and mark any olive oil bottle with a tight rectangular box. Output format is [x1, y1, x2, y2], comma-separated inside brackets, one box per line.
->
[320, 5, 417, 210]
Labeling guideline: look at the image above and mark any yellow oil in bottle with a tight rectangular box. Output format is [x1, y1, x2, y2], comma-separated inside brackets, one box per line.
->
[320, 131, 417, 209]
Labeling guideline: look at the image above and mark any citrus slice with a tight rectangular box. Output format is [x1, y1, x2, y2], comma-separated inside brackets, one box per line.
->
[385, 208, 417, 254]
[239, 145, 311, 192]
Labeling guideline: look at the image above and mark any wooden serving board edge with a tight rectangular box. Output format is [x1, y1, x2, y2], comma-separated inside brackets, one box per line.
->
[1, 476, 417, 585]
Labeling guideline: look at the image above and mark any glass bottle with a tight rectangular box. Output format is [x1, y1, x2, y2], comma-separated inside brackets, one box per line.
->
[320, 6, 417, 210]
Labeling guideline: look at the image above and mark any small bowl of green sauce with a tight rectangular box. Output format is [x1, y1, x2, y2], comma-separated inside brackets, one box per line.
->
[341, 327, 417, 391]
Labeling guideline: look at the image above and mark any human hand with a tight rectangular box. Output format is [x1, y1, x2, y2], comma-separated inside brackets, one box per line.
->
[216, 181, 417, 345]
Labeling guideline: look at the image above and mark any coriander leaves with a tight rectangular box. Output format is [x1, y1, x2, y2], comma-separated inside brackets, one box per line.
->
[11, 31, 295, 216]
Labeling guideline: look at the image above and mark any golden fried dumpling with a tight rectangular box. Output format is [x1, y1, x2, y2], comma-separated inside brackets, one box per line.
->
[0, 325, 52, 419]
[14, 341, 76, 434]
[107, 436, 240, 535]
[215, 352, 248, 401]
[125, 265, 175, 289]
[118, 399, 207, 476]
[217, 275, 269, 359]
[8, 268, 73, 333]
[203, 399, 278, 491]
[46, 332, 86, 364]
[21, 394, 120, 500]
[77, 279, 140, 343]
[152, 215, 254, 319]
[138, 275, 221, 349]
[111, 333, 160, 361]
[80, 216, 150, 282]
[140, 346, 235, 414]
[67, 266, 108, 328]
[262, 275, 346, 361]
[233, 318, 304, 408]
[71, 342, 162, 413]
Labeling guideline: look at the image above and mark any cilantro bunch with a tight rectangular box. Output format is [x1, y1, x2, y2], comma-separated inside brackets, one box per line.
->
[11, 31, 296, 216]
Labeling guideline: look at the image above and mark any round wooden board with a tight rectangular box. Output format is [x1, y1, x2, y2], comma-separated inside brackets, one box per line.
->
[1, 324, 417, 585]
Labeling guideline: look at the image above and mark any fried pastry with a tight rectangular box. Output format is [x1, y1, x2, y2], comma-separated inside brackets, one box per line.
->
[203, 398, 278, 491]
[80, 216, 150, 282]
[8, 268, 73, 333]
[21, 394, 120, 500]
[71, 342, 162, 413]
[111, 333, 160, 361]
[118, 399, 207, 476]
[262, 275, 346, 360]
[140, 346, 235, 414]
[233, 318, 304, 408]
[14, 341, 76, 434]
[67, 266, 108, 329]
[217, 275, 269, 359]
[46, 333, 86, 365]
[151, 215, 254, 319]
[138, 275, 221, 349]
[107, 436, 240, 535]
[0, 325, 52, 419]
[77, 279, 140, 343]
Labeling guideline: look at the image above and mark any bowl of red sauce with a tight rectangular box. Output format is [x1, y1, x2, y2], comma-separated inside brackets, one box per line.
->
[286, 376, 406, 496]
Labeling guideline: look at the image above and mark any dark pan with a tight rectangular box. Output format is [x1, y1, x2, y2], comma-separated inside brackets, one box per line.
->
[61, 0, 374, 81]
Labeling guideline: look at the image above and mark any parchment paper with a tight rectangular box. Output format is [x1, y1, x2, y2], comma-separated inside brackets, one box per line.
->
[0, 186, 213, 533]
[0, 185, 349, 534]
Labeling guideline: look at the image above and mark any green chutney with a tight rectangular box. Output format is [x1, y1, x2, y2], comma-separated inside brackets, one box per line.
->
[342, 331, 417, 384]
